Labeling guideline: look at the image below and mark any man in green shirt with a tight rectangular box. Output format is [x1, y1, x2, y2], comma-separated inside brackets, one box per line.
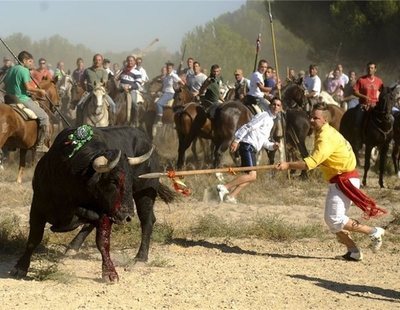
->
[4, 51, 50, 152]
[199, 64, 224, 118]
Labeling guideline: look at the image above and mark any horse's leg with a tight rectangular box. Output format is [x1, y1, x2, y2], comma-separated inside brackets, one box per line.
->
[16, 149, 27, 184]
[176, 132, 187, 170]
[191, 137, 199, 164]
[391, 141, 400, 177]
[363, 143, 373, 187]
[378, 142, 390, 188]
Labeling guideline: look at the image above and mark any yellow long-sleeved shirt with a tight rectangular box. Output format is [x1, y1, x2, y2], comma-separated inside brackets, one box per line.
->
[304, 123, 356, 181]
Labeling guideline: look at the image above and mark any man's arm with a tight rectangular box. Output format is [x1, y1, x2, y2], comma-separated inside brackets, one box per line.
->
[25, 82, 46, 98]
[276, 160, 308, 171]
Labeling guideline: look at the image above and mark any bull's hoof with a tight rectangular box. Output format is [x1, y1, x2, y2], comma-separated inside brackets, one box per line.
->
[102, 271, 119, 283]
[9, 266, 28, 279]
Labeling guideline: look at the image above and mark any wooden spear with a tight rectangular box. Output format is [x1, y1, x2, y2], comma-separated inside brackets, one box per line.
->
[139, 165, 276, 179]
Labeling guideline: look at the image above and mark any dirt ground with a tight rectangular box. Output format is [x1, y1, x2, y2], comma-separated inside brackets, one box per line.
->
[0, 165, 400, 309]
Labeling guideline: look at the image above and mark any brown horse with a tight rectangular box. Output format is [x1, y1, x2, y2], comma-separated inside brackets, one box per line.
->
[0, 79, 60, 183]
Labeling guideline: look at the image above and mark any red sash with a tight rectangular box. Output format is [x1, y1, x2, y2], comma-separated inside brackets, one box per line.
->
[329, 170, 387, 219]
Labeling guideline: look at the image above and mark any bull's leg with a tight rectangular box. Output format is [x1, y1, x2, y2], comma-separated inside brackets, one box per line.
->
[363, 144, 373, 187]
[10, 209, 46, 278]
[66, 224, 95, 254]
[96, 215, 118, 282]
[378, 142, 390, 188]
[134, 189, 156, 262]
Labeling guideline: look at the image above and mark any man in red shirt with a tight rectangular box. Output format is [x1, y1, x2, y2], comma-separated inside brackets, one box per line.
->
[31, 58, 53, 84]
[353, 62, 383, 110]
[353, 62, 384, 135]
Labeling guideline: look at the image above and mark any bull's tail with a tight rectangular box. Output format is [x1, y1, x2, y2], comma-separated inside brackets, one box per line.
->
[158, 182, 177, 204]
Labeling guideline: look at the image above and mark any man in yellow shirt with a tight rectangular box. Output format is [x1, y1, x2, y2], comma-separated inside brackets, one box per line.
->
[276, 103, 386, 261]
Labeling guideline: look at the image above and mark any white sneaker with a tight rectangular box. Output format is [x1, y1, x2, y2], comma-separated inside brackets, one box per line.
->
[339, 251, 363, 261]
[216, 184, 229, 202]
[224, 195, 237, 204]
[370, 227, 385, 253]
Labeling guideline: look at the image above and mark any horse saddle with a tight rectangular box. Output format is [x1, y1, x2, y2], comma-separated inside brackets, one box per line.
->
[9, 103, 38, 121]
[166, 98, 174, 108]
[243, 95, 263, 115]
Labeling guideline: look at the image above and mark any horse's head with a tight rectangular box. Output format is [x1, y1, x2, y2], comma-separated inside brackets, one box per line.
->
[173, 85, 193, 107]
[147, 76, 163, 95]
[376, 86, 395, 117]
[91, 83, 107, 114]
[282, 83, 307, 110]
[57, 74, 73, 98]
[39, 78, 61, 108]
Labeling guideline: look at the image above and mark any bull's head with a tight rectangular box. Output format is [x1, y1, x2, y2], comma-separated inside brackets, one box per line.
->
[90, 146, 154, 224]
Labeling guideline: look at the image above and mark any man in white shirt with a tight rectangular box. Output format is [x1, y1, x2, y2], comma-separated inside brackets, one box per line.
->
[155, 62, 185, 125]
[186, 61, 207, 98]
[136, 57, 149, 83]
[245, 59, 271, 113]
[304, 64, 322, 109]
[216, 97, 282, 204]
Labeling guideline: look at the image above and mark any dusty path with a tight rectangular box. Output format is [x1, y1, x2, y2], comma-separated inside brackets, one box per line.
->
[1, 194, 400, 309]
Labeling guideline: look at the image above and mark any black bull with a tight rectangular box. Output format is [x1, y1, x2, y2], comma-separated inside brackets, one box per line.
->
[10, 126, 175, 282]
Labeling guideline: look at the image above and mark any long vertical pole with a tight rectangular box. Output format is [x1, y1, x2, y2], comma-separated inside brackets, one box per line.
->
[253, 33, 261, 72]
[268, 1, 281, 99]
[267, 1, 287, 167]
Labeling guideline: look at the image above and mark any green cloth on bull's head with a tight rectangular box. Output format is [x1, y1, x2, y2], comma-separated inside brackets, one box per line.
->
[67, 125, 94, 158]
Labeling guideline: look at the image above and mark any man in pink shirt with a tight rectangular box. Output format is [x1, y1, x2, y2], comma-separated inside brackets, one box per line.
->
[31, 58, 53, 84]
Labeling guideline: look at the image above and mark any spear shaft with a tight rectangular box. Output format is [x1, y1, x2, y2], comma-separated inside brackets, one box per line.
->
[139, 164, 276, 179]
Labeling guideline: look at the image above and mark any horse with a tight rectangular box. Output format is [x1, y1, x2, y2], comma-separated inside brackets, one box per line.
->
[81, 83, 109, 127]
[392, 111, 400, 178]
[0, 78, 60, 183]
[340, 86, 395, 188]
[56, 74, 75, 127]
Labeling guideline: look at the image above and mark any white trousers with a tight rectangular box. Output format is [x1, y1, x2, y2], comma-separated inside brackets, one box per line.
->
[324, 178, 360, 233]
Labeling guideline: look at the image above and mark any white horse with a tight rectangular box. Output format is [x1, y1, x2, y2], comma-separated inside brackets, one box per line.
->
[82, 83, 109, 127]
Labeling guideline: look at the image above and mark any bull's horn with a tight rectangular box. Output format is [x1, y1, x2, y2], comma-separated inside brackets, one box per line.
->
[92, 150, 122, 173]
[128, 146, 155, 166]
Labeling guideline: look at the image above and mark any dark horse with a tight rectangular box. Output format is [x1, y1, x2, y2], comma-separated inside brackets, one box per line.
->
[392, 111, 400, 178]
[174, 98, 251, 169]
[340, 87, 395, 188]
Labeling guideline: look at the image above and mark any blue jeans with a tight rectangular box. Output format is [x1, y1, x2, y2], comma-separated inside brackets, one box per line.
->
[156, 92, 174, 116]
[23, 98, 49, 126]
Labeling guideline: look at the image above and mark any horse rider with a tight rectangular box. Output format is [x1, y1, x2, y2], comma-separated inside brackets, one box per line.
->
[72, 57, 85, 84]
[276, 102, 386, 261]
[353, 61, 384, 136]
[304, 64, 322, 111]
[233, 69, 250, 101]
[198, 64, 224, 118]
[135, 57, 149, 83]
[31, 58, 53, 84]
[216, 97, 282, 204]
[118, 55, 143, 126]
[103, 58, 114, 78]
[155, 62, 185, 126]
[76, 53, 117, 126]
[54, 61, 66, 81]
[324, 68, 345, 103]
[3, 50, 50, 152]
[0, 56, 13, 81]
[244, 59, 270, 114]
[186, 61, 207, 100]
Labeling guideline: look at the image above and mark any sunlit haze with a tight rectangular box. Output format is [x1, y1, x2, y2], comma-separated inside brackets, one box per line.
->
[1, 0, 247, 53]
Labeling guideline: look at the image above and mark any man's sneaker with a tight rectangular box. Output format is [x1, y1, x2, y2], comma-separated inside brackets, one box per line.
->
[224, 195, 237, 204]
[370, 227, 385, 253]
[216, 184, 229, 202]
[338, 251, 363, 261]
